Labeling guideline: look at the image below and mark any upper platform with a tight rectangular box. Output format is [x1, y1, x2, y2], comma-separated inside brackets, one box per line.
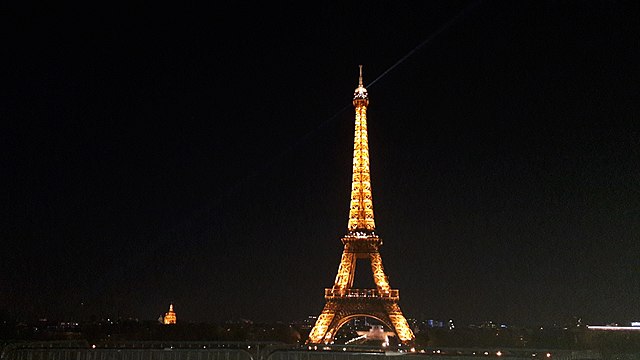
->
[325, 288, 399, 300]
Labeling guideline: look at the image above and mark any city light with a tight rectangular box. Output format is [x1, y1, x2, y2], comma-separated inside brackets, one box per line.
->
[587, 325, 640, 331]
[162, 304, 176, 324]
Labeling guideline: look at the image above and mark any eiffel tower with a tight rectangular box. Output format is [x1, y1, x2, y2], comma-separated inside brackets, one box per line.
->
[307, 66, 415, 345]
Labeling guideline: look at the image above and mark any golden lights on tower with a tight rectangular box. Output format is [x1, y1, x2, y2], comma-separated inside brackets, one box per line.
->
[307, 66, 415, 346]
[348, 64, 375, 233]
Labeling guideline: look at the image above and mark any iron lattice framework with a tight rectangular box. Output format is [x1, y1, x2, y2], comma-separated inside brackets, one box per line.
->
[307, 66, 415, 345]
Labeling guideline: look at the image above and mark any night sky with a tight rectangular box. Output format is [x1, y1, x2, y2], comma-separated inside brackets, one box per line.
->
[3, 1, 639, 327]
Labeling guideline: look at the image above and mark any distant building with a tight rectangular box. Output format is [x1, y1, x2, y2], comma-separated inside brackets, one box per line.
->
[162, 304, 176, 324]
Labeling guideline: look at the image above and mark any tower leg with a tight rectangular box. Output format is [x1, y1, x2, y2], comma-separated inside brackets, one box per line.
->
[385, 303, 415, 344]
[333, 252, 356, 291]
[307, 304, 336, 344]
[370, 252, 390, 292]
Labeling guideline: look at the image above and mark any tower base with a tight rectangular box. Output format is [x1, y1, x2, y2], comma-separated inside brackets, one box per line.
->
[307, 289, 414, 345]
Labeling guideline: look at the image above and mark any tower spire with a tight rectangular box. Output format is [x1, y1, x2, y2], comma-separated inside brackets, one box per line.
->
[349, 65, 374, 232]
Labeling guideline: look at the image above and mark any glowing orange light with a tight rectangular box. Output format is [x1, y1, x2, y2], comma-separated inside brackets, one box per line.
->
[307, 66, 414, 345]
[163, 303, 176, 324]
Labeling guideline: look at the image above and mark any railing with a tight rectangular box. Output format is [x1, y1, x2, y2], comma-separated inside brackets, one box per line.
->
[324, 289, 398, 299]
[0, 343, 606, 360]
[0, 342, 265, 360]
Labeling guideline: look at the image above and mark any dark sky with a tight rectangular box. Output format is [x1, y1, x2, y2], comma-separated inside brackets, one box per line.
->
[2, 1, 639, 327]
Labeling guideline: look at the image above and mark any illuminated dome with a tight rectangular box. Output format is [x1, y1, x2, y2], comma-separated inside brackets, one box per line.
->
[163, 303, 176, 324]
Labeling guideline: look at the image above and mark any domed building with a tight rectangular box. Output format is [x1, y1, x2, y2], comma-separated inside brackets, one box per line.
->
[163, 304, 177, 324]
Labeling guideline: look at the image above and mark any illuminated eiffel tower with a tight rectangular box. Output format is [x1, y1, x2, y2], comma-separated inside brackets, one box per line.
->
[307, 66, 415, 345]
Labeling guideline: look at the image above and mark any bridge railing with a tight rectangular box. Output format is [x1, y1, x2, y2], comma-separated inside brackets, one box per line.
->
[324, 289, 398, 299]
[3, 348, 255, 360]
[1, 342, 607, 360]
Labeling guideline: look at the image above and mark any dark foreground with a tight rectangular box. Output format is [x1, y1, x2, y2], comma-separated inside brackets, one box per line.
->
[1, 340, 638, 360]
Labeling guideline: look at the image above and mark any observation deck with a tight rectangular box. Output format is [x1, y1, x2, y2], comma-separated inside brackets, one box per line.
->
[324, 288, 399, 300]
